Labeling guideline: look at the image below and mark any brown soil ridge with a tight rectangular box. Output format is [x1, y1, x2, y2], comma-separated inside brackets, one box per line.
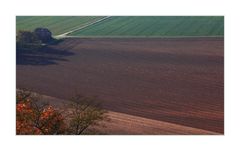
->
[96, 111, 220, 135]
[37, 93, 220, 135]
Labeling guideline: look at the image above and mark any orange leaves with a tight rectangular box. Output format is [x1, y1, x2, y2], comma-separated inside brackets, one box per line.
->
[41, 106, 54, 120]
[16, 101, 33, 115]
[16, 90, 106, 135]
[16, 99, 65, 135]
[16, 120, 42, 135]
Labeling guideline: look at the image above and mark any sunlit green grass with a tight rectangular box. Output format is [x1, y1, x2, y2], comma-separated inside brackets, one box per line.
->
[16, 16, 104, 35]
[70, 16, 224, 37]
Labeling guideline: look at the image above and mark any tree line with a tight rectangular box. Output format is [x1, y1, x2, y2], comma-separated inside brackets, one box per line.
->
[16, 28, 53, 50]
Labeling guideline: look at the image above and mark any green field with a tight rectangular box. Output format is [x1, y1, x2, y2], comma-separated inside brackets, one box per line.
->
[70, 16, 224, 37]
[16, 16, 224, 37]
[16, 16, 104, 35]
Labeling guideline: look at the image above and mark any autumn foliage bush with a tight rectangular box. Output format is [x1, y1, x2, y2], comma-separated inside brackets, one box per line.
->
[16, 92, 65, 134]
[16, 90, 106, 135]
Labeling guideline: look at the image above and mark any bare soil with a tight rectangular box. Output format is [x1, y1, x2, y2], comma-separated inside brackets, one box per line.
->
[94, 111, 220, 135]
[34, 94, 219, 135]
[16, 37, 224, 133]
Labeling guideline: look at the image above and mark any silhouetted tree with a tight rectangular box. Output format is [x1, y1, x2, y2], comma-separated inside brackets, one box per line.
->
[66, 95, 107, 134]
[16, 30, 41, 50]
[16, 30, 40, 44]
[34, 28, 53, 43]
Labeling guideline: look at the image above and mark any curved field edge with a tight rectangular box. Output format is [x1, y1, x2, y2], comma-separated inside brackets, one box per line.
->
[31, 92, 221, 135]
[69, 16, 224, 37]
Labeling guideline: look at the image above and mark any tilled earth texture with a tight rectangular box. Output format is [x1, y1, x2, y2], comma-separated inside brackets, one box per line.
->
[17, 37, 224, 133]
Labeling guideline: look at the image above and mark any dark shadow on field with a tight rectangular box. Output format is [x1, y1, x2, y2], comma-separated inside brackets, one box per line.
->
[47, 39, 64, 45]
[16, 40, 74, 66]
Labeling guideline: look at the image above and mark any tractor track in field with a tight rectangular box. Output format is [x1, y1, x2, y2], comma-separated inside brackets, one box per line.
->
[55, 16, 111, 38]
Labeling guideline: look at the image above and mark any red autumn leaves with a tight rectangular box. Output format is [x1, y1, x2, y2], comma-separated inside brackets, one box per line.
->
[16, 99, 65, 135]
[16, 90, 106, 135]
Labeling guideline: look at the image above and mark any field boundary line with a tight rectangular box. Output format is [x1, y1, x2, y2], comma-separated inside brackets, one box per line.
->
[61, 35, 224, 39]
[55, 16, 111, 38]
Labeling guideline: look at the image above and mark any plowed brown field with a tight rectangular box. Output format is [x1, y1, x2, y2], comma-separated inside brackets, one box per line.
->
[16, 37, 224, 133]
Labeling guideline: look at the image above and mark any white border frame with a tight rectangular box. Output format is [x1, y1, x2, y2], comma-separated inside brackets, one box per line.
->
[1, 0, 240, 151]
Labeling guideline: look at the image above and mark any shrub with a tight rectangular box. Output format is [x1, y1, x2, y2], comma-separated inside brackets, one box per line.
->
[16, 30, 40, 44]
[16, 90, 107, 135]
[66, 95, 107, 134]
[16, 30, 42, 50]
[16, 91, 65, 134]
